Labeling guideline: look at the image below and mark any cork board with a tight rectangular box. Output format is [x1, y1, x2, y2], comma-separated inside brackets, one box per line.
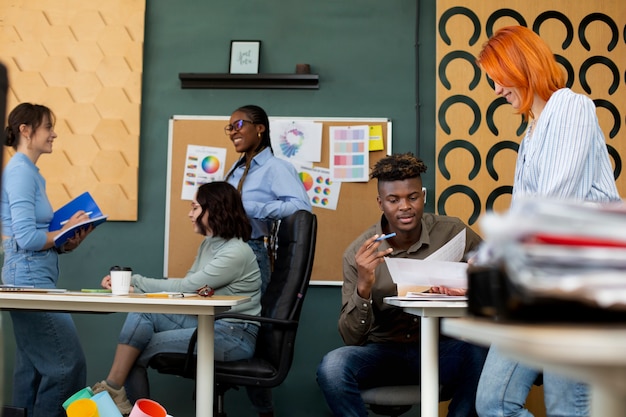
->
[435, 1, 626, 230]
[164, 115, 391, 284]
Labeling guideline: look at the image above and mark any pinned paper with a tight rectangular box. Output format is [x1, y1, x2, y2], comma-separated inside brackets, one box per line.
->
[329, 125, 369, 182]
[298, 165, 341, 210]
[368, 125, 384, 151]
[181, 145, 227, 200]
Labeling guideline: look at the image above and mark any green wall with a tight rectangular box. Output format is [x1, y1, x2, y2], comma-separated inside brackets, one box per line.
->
[3, 1, 437, 415]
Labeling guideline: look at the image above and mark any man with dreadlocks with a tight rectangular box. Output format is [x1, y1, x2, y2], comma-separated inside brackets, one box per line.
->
[317, 153, 487, 417]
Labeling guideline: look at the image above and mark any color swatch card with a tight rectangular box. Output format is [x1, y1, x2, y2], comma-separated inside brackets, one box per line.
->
[329, 125, 369, 182]
[181, 145, 227, 200]
[298, 165, 341, 210]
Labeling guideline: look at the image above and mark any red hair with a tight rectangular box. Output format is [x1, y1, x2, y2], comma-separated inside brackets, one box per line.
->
[476, 25, 565, 120]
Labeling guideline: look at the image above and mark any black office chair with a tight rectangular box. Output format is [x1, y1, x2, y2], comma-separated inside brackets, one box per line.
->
[149, 210, 317, 417]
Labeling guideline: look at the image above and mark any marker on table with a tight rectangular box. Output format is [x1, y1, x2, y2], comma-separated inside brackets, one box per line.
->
[375, 232, 396, 242]
[60, 211, 92, 226]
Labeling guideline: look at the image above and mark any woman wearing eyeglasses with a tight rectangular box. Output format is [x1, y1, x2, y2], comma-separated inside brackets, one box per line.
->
[91, 182, 261, 414]
[224, 104, 312, 295]
[224, 105, 311, 417]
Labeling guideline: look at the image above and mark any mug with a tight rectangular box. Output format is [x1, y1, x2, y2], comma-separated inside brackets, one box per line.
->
[91, 391, 123, 417]
[66, 398, 99, 417]
[63, 386, 94, 410]
[110, 266, 132, 295]
[129, 399, 167, 417]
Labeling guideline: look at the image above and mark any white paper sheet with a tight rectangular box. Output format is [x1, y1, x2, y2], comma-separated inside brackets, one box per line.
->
[385, 258, 468, 289]
[423, 229, 466, 262]
[385, 228, 469, 289]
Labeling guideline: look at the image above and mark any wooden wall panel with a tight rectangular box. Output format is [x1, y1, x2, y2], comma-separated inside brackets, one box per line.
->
[0, 0, 144, 220]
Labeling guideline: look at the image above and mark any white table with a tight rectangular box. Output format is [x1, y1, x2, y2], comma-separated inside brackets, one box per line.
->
[443, 317, 626, 417]
[384, 297, 467, 417]
[0, 291, 250, 417]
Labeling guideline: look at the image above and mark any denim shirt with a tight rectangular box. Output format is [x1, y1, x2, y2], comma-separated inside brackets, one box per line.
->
[226, 147, 312, 239]
[1, 152, 53, 251]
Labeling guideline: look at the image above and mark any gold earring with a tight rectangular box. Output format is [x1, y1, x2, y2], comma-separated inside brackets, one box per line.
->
[258, 132, 261, 138]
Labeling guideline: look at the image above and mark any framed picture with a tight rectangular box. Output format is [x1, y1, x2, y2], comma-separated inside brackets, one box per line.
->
[229, 40, 261, 74]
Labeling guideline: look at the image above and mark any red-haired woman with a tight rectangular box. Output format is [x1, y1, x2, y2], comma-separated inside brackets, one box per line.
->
[474, 25, 620, 417]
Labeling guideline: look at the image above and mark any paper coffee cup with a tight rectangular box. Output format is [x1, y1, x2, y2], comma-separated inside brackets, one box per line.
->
[63, 386, 94, 409]
[66, 398, 99, 417]
[129, 399, 167, 417]
[110, 266, 132, 295]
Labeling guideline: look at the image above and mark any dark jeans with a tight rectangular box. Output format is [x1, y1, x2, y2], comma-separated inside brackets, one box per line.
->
[316, 339, 488, 417]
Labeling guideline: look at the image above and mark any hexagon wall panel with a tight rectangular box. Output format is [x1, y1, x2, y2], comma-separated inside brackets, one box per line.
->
[0, 0, 144, 220]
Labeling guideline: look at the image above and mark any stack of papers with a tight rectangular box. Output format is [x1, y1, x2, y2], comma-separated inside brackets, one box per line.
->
[397, 292, 467, 301]
[479, 198, 626, 310]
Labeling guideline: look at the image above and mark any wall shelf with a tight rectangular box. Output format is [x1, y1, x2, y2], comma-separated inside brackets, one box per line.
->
[179, 73, 319, 89]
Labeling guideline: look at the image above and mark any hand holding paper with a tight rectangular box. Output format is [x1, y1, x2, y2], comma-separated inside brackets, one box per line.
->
[385, 229, 469, 295]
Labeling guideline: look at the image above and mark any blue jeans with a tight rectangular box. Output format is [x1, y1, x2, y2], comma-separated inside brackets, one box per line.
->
[2, 238, 86, 417]
[476, 347, 589, 417]
[121, 312, 258, 401]
[316, 339, 488, 417]
[248, 239, 271, 295]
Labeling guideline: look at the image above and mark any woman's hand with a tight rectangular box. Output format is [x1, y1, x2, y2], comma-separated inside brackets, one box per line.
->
[62, 210, 92, 229]
[101, 275, 112, 289]
[101, 274, 134, 293]
[62, 225, 93, 252]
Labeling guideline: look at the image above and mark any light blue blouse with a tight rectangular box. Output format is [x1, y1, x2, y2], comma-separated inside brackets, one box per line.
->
[1, 152, 53, 250]
[226, 147, 312, 238]
[512, 88, 620, 205]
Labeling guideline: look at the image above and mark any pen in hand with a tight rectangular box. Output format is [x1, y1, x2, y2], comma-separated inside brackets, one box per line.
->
[60, 211, 93, 226]
[375, 232, 396, 242]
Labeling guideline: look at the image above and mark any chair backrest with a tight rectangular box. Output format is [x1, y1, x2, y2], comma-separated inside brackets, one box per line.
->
[254, 209, 317, 375]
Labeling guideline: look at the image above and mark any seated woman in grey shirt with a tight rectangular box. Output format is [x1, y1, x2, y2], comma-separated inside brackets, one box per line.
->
[91, 181, 262, 415]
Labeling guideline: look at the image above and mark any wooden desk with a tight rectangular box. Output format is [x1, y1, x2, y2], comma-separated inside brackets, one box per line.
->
[0, 291, 250, 417]
[384, 297, 467, 417]
[442, 317, 626, 417]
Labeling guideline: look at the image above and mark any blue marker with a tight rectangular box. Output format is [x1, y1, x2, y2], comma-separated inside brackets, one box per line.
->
[375, 232, 396, 242]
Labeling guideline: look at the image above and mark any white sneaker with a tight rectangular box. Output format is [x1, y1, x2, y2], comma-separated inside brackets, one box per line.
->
[92, 380, 133, 415]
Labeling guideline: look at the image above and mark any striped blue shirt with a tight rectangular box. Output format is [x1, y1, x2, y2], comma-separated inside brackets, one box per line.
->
[512, 88, 620, 205]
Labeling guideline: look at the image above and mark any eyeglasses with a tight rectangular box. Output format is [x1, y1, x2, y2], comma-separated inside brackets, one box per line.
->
[224, 119, 254, 134]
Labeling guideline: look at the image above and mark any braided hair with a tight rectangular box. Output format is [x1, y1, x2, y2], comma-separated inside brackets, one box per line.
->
[224, 104, 274, 192]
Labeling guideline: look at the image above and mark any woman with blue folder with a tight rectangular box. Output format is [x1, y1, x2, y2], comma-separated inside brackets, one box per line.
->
[1, 103, 93, 417]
